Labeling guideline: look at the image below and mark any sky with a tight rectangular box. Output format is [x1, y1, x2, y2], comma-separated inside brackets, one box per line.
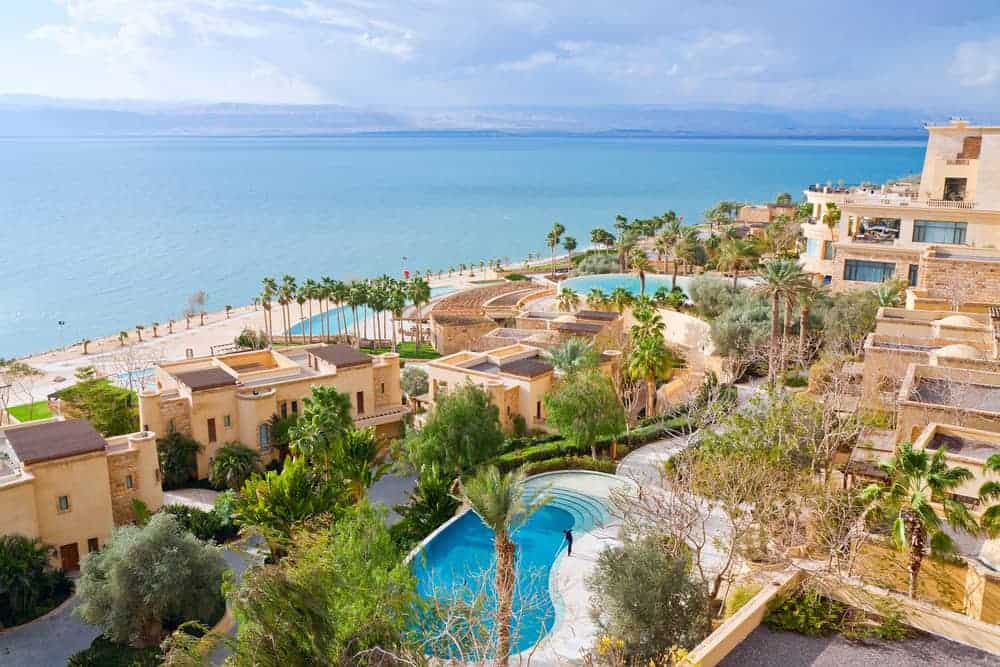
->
[3, 1, 1000, 110]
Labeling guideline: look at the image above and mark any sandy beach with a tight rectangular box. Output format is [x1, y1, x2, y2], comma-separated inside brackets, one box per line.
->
[8, 267, 514, 405]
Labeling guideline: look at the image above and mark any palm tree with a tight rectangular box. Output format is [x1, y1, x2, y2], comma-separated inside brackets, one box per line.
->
[628, 247, 651, 296]
[563, 236, 577, 264]
[546, 337, 599, 374]
[152, 322, 159, 337]
[224, 305, 232, 319]
[280, 275, 297, 344]
[303, 279, 319, 342]
[168, 319, 175, 335]
[660, 218, 684, 287]
[409, 277, 432, 354]
[348, 282, 367, 347]
[209, 443, 261, 491]
[609, 287, 633, 316]
[628, 335, 683, 419]
[546, 222, 565, 276]
[556, 287, 580, 313]
[81, 339, 91, 355]
[295, 286, 308, 341]
[862, 442, 977, 598]
[320, 276, 336, 341]
[797, 282, 822, 367]
[587, 288, 608, 310]
[339, 427, 390, 503]
[118, 331, 128, 346]
[200, 311, 207, 326]
[185, 313, 192, 330]
[389, 284, 406, 352]
[756, 259, 810, 386]
[289, 386, 354, 481]
[458, 466, 550, 666]
[978, 454, 1000, 537]
[874, 279, 906, 307]
[135, 325, 144, 342]
[718, 238, 759, 291]
[822, 202, 841, 241]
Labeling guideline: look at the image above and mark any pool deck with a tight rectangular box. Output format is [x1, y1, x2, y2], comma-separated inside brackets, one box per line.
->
[516, 471, 636, 665]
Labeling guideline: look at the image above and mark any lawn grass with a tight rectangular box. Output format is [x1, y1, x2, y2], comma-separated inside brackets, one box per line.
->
[8, 400, 53, 422]
[362, 341, 441, 359]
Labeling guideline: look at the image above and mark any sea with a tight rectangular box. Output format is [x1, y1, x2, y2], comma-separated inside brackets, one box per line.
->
[0, 134, 925, 357]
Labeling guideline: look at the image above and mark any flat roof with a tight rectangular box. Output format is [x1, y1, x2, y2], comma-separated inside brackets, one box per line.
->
[173, 367, 238, 391]
[309, 344, 372, 368]
[928, 432, 1000, 463]
[6, 420, 106, 465]
[500, 357, 553, 379]
[575, 310, 618, 322]
[553, 321, 603, 334]
[912, 377, 1000, 413]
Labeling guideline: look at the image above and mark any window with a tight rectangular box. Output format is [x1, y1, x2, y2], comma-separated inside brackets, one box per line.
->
[87, 538, 99, 553]
[380, 382, 385, 395]
[823, 242, 834, 260]
[356, 391, 365, 414]
[805, 238, 822, 257]
[280, 402, 288, 418]
[125, 475, 134, 490]
[223, 415, 231, 428]
[822, 275, 832, 285]
[536, 401, 542, 419]
[258, 423, 271, 451]
[291, 400, 298, 414]
[908, 264, 919, 287]
[57, 495, 70, 512]
[943, 177, 967, 201]
[913, 220, 967, 244]
[844, 259, 895, 283]
[207, 418, 217, 443]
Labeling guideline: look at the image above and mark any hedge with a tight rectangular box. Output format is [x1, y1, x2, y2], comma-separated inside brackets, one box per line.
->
[523, 456, 617, 476]
[493, 417, 691, 473]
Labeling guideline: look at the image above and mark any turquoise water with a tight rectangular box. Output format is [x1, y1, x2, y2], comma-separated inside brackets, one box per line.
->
[0, 135, 923, 356]
[563, 273, 688, 297]
[287, 286, 454, 335]
[412, 486, 610, 657]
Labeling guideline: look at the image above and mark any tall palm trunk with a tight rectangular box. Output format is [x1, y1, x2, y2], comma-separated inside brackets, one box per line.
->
[415, 301, 423, 353]
[494, 534, 516, 666]
[903, 509, 926, 598]
[639, 270, 646, 296]
[798, 302, 809, 367]
[780, 296, 793, 374]
[307, 300, 314, 342]
[768, 294, 780, 386]
[672, 257, 679, 290]
[646, 377, 656, 418]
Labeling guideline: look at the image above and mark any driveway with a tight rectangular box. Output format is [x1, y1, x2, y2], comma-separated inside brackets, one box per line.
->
[0, 542, 254, 667]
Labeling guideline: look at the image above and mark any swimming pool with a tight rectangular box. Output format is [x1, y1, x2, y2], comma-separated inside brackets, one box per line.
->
[410, 473, 620, 658]
[561, 272, 688, 297]
[287, 286, 456, 335]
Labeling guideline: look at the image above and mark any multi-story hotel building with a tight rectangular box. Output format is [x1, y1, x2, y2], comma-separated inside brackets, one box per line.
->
[0, 419, 162, 570]
[801, 119, 1000, 301]
[140, 344, 407, 478]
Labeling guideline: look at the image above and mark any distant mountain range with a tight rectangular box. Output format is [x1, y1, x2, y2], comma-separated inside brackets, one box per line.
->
[1, 96, 994, 138]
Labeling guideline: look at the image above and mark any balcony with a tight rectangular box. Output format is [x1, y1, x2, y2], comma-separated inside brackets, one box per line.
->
[843, 193, 977, 210]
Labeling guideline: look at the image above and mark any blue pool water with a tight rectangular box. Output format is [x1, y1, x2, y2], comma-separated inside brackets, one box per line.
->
[287, 286, 455, 335]
[412, 486, 611, 657]
[562, 272, 688, 297]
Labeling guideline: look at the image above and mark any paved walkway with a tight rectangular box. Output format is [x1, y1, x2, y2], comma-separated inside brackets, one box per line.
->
[721, 626, 998, 666]
[0, 542, 254, 667]
[163, 487, 219, 511]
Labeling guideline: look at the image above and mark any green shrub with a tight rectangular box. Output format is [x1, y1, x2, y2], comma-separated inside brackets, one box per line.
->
[67, 636, 160, 667]
[782, 373, 808, 388]
[505, 273, 529, 281]
[765, 587, 846, 636]
[162, 501, 238, 544]
[860, 409, 893, 429]
[573, 253, 619, 275]
[524, 456, 617, 475]
[0, 534, 73, 627]
[724, 584, 762, 618]
[511, 414, 528, 437]
[156, 430, 202, 490]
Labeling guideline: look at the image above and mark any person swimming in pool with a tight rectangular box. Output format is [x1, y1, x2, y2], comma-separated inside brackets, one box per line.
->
[563, 529, 573, 556]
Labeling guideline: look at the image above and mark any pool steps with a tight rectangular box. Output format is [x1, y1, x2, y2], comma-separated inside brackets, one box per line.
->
[533, 487, 611, 532]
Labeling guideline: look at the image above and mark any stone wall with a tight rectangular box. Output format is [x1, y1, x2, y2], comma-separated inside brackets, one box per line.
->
[431, 319, 497, 355]
[106, 450, 140, 525]
[918, 251, 1000, 305]
[160, 395, 192, 436]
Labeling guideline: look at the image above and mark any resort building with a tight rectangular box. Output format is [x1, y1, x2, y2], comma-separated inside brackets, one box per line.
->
[424, 343, 619, 432]
[0, 419, 162, 570]
[859, 307, 999, 409]
[477, 309, 623, 352]
[800, 119, 1000, 299]
[139, 344, 407, 478]
[428, 282, 553, 354]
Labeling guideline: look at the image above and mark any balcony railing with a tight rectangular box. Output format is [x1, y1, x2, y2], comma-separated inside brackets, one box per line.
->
[843, 194, 977, 210]
[946, 158, 971, 166]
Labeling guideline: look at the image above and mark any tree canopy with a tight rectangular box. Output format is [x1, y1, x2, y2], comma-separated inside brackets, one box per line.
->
[544, 368, 625, 458]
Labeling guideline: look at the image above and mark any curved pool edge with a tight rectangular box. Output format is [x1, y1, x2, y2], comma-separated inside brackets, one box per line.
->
[407, 469, 639, 659]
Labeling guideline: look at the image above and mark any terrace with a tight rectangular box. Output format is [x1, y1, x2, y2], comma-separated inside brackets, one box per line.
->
[896, 365, 1000, 441]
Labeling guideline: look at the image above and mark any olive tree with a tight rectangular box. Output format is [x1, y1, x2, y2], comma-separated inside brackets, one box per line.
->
[75, 514, 227, 647]
[544, 369, 625, 458]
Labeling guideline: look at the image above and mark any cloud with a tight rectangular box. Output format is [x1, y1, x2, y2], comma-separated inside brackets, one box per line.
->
[354, 32, 415, 61]
[249, 59, 328, 103]
[951, 39, 1000, 87]
[497, 51, 558, 72]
